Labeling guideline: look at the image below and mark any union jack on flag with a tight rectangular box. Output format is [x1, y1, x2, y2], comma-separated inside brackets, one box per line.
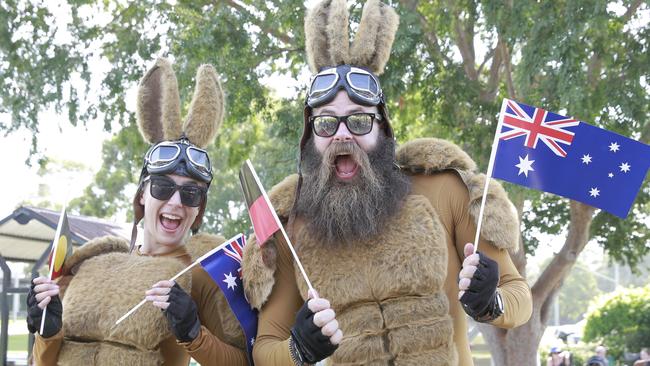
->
[222, 236, 244, 278]
[499, 99, 580, 157]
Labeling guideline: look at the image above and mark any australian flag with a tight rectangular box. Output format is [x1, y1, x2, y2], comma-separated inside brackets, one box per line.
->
[492, 98, 650, 218]
[200, 234, 258, 365]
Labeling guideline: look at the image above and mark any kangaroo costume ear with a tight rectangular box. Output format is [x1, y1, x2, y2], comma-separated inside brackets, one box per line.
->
[136, 58, 182, 144]
[182, 64, 225, 149]
[349, 0, 399, 75]
[304, 0, 399, 75]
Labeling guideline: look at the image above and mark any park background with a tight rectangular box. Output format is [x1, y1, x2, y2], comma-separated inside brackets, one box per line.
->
[0, 0, 648, 365]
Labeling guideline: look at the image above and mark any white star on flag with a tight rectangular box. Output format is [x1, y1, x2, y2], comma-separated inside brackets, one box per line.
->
[589, 187, 600, 197]
[251, 338, 255, 346]
[619, 162, 631, 173]
[608, 173, 614, 178]
[515, 154, 535, 177]
[223, 272, 237, 290]
[581, 154, 592, 164]
[609, 142, 620, 152]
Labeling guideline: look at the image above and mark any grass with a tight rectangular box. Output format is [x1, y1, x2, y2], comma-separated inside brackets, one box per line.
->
[9, 334, 28, 352]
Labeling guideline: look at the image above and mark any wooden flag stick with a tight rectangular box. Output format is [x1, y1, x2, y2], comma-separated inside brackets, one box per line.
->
[114, 234, 243, 326]
[40, 204, 67, 335]
[473, 99, 508, 253]
[245, 160, 315, 293]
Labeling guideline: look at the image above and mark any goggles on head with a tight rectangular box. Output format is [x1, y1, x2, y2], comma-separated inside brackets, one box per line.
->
[306, 65, 383, 108]
[143, 138, 212, 184]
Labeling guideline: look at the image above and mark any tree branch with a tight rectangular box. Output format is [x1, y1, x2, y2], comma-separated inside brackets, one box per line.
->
[500, 41, 516, 99]
[531, 202, 596, 304]
[448, 1, 477, 81]
[399, 0, 451, 64]
[539, 286, 560, 326]
[477, 47, 495, 76]
[479, 37, 503, 102]
[222, 0, 294, 45]
[622, 0, 643, 23]
[586, 53, 602, 90]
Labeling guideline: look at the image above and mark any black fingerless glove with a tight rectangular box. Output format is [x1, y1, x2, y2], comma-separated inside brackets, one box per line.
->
[459, 251, 503, 322]
[164, 283, 201, 342]
[26, 283, 62, 338]
[289, 300, 338, 365]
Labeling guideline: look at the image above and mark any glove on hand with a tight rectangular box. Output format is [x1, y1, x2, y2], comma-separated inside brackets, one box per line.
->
[26, 283, 62, 338]
[290, 300, 338, 364]
[459, 251, 500, 320]
[164, 283, 201, 342]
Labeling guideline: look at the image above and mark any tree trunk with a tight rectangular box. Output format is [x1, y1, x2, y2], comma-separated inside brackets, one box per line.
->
[480, 201, 596, 365]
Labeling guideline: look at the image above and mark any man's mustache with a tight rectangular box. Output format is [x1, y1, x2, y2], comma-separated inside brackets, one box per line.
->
[321, 141, 367, 167]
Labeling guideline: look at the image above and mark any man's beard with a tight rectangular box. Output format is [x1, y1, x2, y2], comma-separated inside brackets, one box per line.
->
[294, 134, 410, 245]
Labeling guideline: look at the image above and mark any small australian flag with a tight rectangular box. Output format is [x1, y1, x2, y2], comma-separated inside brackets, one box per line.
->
[492, 98, 650, 218]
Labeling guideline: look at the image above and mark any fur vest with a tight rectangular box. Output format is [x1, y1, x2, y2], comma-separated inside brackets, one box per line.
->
[243, 138, 519, 365]
[56, 233, 250, 365]
[56, 236, 191, 365]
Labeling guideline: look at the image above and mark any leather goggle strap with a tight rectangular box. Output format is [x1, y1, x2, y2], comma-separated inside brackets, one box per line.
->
[130, 180, 146, 253]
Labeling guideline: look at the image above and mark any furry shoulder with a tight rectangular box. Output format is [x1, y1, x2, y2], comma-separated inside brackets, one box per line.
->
[63, 235, 129, 275]
[396, 137, 476, 173]
[267, 174, 299, 220]
[185, 232, 227, 261]
[398, 138, 519, 251]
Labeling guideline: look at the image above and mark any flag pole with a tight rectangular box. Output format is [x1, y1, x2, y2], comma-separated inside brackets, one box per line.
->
[473, 99, 509, 253]
[114, 234, 243, 326]
[40, 204, 67, 335]
[245, 160, 315, 293]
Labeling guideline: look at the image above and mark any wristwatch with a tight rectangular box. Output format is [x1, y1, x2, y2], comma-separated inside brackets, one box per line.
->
[474, 290, 504, 323]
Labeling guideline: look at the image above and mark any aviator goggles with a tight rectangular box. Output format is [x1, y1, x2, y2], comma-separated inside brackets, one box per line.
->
[306, 65, 383, 108]
[144, 139, 212, 184]
[145, 175, 207, 207]
[309, 112, 382, 137]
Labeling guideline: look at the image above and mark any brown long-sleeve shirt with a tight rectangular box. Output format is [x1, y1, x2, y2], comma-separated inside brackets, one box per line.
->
[252, 171, 532, 366]
[33, 244, 248, 366]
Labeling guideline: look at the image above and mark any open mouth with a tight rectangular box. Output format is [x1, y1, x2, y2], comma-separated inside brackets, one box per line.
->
[160, 213, 182, 232]
[334, 154, 359, 180]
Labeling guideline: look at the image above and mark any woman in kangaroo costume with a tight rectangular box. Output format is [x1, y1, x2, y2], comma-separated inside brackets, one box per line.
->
[27, 59, 249, 366]
[242, 1, 533, 365]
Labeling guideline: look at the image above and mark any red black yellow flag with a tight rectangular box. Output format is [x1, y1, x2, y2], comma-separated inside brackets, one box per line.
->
[239, 160, 281, 246]
[48, 208, 72, 280]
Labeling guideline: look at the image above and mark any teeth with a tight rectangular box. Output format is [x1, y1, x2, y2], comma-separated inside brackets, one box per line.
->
[161, 213, 182, 220]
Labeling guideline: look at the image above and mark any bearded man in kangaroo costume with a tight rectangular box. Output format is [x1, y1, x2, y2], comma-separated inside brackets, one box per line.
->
[26, 59, 249, 365]
[242, 1, 533, 365]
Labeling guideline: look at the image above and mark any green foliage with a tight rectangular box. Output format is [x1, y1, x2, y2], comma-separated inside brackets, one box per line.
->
[3, 0, 649, 268]
[583, 285, 650, 358]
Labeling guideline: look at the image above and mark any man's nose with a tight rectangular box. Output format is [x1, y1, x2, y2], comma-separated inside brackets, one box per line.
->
[333, 121, 353, 142]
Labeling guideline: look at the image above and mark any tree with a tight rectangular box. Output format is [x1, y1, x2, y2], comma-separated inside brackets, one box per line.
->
[583, 285, 650, 359]
[2, 1, 649, 364]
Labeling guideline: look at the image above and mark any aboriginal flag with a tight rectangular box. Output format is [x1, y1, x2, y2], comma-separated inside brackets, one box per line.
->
[48, 208, 72, 280]
[239, 160, 281, 246]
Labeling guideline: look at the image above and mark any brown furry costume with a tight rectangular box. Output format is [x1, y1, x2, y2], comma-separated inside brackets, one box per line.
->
[243, 140, 532, 366]
[32, 234, 249, 366]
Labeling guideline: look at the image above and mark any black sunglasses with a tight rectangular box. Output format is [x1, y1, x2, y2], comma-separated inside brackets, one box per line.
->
[309, 112, 382, 137]
[145, 175, 207, 207]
